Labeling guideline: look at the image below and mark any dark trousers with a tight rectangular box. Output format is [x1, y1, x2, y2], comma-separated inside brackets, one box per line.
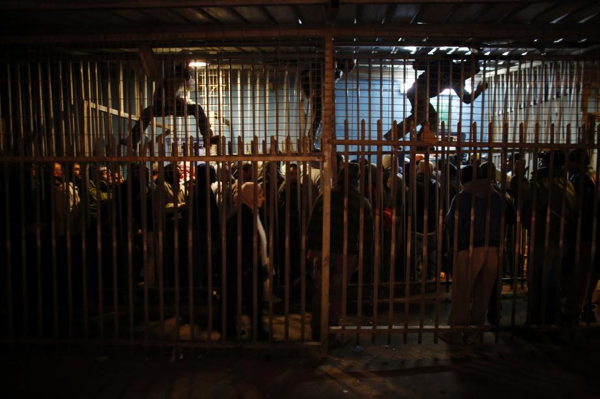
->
[131, 99, 209, 144]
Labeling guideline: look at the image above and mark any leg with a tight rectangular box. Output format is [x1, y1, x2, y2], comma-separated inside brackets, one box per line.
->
[449, 249, 473, 327]
[311, 256, 323, 339]
[184, 102, 220, 145]
[428, 103, 438, 133]
[470, 248, 499, 326]
[125, 105, 155, 146]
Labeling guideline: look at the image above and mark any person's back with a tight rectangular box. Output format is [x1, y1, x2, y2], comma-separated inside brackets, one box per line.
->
[307, 163, 374, 341]
[307, 164, 374, 257]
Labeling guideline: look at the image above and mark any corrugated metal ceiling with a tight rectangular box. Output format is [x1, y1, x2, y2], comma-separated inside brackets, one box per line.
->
[1, 1, 599, 57]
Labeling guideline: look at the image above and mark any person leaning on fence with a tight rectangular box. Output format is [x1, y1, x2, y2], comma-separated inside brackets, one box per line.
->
[410, 160, 440, 281]
[443, 162, 510, 344]
[564, 149, 597, 324]
[224, 182, 270, 341]
[519, 149, 577, 326]
[307, 162, 374, 342]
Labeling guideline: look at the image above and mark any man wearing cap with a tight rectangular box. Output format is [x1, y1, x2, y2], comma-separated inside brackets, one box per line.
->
[520, 150, 577, 325]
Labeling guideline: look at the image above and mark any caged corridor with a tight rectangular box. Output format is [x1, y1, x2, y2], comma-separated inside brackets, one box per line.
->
[1, 34, 600, 356]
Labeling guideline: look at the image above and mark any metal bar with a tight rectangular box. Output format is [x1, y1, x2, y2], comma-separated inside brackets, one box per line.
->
[319, 33, 334, 356]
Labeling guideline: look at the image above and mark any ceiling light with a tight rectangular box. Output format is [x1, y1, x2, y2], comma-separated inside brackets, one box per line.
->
[188, 61, 207, 68]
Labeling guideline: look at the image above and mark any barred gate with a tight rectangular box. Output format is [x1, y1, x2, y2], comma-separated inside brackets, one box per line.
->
[1, 34, 599, 356]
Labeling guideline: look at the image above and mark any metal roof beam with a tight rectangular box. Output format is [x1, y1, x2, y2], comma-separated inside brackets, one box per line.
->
[2, 23, 597, 44]
[1, 1, 557, 11]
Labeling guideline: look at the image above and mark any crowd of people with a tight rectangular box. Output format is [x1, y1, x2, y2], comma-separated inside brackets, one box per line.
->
[2, 146, 599, 342]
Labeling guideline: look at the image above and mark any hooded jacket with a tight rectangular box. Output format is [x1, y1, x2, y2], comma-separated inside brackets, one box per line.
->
[445, 178, 506, 252]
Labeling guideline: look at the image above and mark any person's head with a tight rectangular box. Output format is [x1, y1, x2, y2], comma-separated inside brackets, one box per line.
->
[477, 162, 497, 182]
[506, 153, 521, 172]
[178, 161, 196, 182]
[443, 161, 458, 179]
[73, 162, 82, 181]
[335, 59, 356, 80]
[53, 162, 63, 185]
[461, 164, 474, 185]
[240, 182, 264, 209]
[164, 162, 180, 182]
[567, 149, 590, 174]
[287, 164, 298, 183]
[539, 149, 566, 168]
[196, 162, 217, 185]
[417, 160, 434, 176]
[175, 63, 194, 81]
[337, 162, 361, 187]
[98, 166, 110, 183]
[462, 60, 481, 79]
[151, 163, 159, 181]
[219, 162, 231, 182]
[112, 166, 124, 185]
[382, 154, 398, 172]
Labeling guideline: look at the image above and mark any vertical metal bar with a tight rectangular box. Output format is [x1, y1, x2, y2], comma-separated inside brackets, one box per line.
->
[341, 120, 350, 343]
[284, 137, 291, 342]
[43, 62, 61, 343]
[77, 62, 90, 343]
[388, 120, 399, 344]
[404, 123, 416, 344]
[418, 140, 431, 345]
[267, 138, 277, 342]
[106, 62, 121, 342]
[526, 123, 540, 325]
[251, 138, 259, 342]
[320, 33, 334, 356]
[235, 136, 244, 341]
[156, 143, 165, 352]
[4, 161, 13, 351]
[186, 136, 196, 347]
[205, 145, 214, 343]
[357, 119, 366, 346]
[29, 63, 45, 340]
[372, 120, 382, 344]
[15, 64, 30, 346]
[448, 121, 462, 342]
[511, 123, 526, 331]
[433, 122, 444, 343]
[540, 123, 556, 326]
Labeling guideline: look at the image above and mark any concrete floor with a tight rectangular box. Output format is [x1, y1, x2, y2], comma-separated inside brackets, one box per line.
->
[4, 330, 600, 399]
[4, 283, 600, 398]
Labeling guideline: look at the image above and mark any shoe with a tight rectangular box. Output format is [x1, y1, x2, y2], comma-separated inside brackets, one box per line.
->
[581, 306, 597, 323]
[208, 135, 221, 145]
[263, 294, 282, 303]
[438, 332, 460, 344]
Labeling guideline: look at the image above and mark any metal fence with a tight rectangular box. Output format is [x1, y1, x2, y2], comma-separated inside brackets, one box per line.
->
[1, 36, 599, 356]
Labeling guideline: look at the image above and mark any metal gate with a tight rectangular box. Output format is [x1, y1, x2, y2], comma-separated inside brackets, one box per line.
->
[1, 33, 599, 356]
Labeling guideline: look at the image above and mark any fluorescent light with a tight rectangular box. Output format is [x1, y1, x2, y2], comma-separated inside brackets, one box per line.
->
[188, 61, 207, 68]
